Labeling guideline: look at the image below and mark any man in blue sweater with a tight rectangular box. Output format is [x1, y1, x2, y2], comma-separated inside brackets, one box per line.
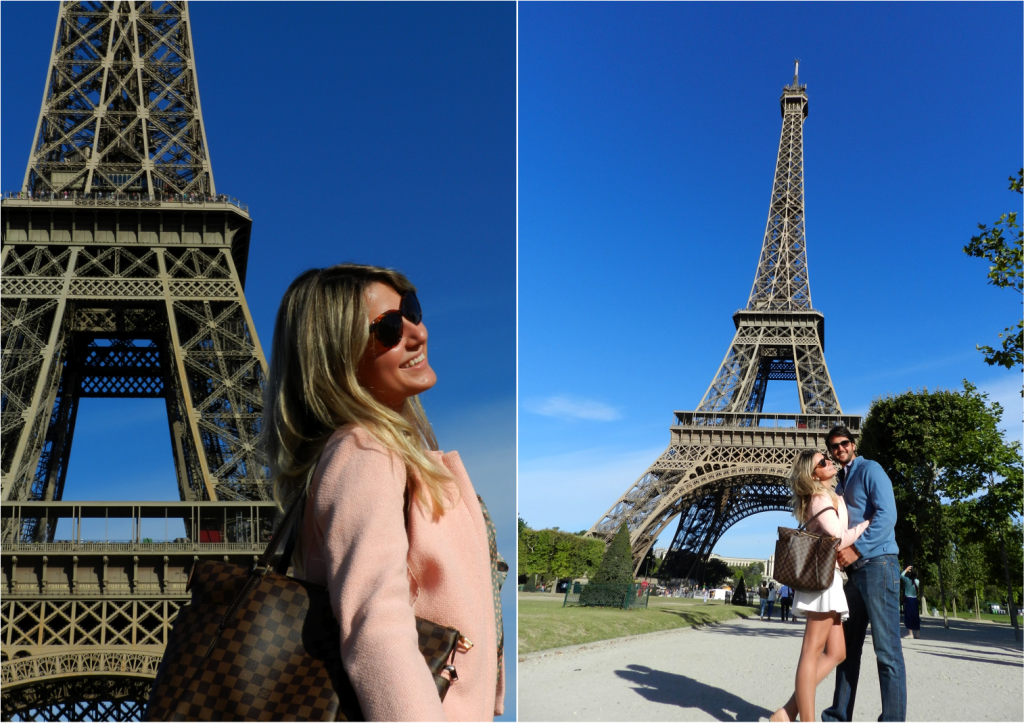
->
[822, 426, 907, 722]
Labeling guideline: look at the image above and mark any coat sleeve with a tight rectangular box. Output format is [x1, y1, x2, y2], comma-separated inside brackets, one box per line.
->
[808, 494, 869, 551]
[313, 429, 445, 721]
[853, 460, 897, 553]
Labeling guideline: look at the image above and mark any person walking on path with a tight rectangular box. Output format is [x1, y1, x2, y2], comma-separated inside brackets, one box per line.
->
[766, 583, 777, 620]
[759, 582, 770, 620]
[821, 425, 907, 722]
[770, 449, 871, 723]
[901, 566, 921, 640]
[779, 584, 794, 622]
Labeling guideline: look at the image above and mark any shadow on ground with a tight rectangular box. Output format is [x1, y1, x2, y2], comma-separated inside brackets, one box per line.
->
[654, 609, 754, 627]
[614, 663, 772, 722]
[901, 619, 1022, 669]
[700, 620, 806, 639]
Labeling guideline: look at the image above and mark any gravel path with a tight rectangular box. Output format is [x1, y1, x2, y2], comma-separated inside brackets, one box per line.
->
[518, 615, 1023, 721]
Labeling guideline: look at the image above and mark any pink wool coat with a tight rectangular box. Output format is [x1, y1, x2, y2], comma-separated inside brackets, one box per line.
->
[298, 424, 504, 721]
[803, 492, 869, 567]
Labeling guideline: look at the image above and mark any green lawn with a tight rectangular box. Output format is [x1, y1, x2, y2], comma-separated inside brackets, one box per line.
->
[924, 608, 1021, 624]
[518, 595, 757, 655]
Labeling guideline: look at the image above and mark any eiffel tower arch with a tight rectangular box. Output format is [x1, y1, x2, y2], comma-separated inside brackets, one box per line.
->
[589, 63, 861, 580]
[1, 3, 275, 719]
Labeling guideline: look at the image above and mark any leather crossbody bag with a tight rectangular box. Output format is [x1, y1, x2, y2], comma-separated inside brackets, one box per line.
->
[144, 485, 462, 721]
[773, 501, 840, 592]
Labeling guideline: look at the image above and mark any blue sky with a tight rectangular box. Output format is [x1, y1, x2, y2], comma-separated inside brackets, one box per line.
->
[519, 2, 1023, 561]
[2, 3, 516, 714]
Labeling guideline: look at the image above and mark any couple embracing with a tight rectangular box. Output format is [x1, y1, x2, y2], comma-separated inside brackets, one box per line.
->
[770, 426, 908, 722]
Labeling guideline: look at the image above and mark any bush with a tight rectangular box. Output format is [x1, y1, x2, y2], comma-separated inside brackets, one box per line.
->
[519, 525, 605, 580]
[579, 582, 632, 607]
[732, 576, 747, 605]
[591, 522, 634, 585]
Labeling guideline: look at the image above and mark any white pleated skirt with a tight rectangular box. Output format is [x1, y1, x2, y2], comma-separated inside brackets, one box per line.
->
[792, 570, 849, 621]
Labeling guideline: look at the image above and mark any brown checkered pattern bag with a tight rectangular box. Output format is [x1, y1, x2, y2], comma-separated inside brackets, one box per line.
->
[773, 504, 840, 592]
[144, 491, 460, 721]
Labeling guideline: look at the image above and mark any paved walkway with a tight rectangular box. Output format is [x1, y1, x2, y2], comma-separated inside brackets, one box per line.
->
[519, 615, 1023, 721]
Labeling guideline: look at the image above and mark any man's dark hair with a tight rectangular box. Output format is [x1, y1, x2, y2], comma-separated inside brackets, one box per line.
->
[826, 425, 856, 448]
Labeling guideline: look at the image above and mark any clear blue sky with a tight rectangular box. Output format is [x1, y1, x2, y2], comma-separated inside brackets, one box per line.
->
[519, 2, 1023, 562]
[2, 3, 516, 714]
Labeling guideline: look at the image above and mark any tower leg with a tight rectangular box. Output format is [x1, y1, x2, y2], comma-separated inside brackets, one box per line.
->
[2, 249, 78, 503]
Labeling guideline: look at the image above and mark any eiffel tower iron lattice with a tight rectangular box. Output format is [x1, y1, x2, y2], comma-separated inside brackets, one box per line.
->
[1, 3, 273, 719]
[588, 63, 861, 581]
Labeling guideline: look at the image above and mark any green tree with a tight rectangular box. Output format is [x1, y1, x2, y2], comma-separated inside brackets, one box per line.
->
[964, 169, 1023, 370]
[956, 541, 989, 620]
[591, 522, 634, 584]
[936, 540, 961, 617]
[859, 382, 1018, 629]
[953, 421, 1023, 639]
[518, 522, 606, 582]
[703, 557, 733, 588]
[732, 575, 747, 606]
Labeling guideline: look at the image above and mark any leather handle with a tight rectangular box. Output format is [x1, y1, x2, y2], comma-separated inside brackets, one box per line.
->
[798, 505, 834, 532]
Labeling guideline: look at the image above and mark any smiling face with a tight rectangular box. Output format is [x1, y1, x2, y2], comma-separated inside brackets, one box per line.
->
[828, 436, 856, 466]
[356, 282, 436, 411]
[811, 452, 839, 487]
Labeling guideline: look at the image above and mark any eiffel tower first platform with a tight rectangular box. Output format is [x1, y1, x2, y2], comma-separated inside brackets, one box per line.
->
[589, 63, 861, 580]
[1, 3, 274, 720]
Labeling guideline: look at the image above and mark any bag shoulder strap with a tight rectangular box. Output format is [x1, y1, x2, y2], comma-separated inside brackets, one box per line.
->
[272, 461, 321, 575]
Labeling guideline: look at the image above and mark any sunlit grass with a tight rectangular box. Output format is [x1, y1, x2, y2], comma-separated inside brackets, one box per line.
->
[518, 595, 756, 655]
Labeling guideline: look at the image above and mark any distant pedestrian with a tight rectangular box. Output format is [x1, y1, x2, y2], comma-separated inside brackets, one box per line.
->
[766, 583, 777, 620]
[901, 566, 921, 639]
[703, 589, 709, 604]
[759, 582, 769, 620]
[779, 584, 794, 622]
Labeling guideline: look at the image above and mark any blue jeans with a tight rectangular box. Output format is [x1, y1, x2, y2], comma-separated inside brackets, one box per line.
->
[760, 598, 768, 617]
[822, 555, 907, 721]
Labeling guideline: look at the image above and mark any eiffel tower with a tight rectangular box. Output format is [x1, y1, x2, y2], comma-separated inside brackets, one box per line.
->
[589, 63, 861, 579]
[1, 3, 274, 719]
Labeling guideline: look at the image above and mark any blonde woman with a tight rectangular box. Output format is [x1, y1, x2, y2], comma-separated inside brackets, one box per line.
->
[770, 450, 870, 722]
[262, 264, 504, 721]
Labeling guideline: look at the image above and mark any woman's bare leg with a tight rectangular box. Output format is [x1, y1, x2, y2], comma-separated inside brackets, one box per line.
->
[775, 615, 846, 719]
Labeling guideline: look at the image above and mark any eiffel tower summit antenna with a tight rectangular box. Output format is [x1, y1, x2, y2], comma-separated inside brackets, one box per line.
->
[588, 65, 860, 582]
[2, 3, 272, 718]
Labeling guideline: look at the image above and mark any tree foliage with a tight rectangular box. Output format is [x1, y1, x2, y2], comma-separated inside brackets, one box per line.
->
[591, 522, 634, 585]
[859, 381, 1018, 570]
[729, 561, 764, 583]
[703, 557, 733, 588]
[964, 169, 1023, 370]
[732, 575, 747, 605]
[859, 382, 1023, 633]
[518, 524, 605, 580]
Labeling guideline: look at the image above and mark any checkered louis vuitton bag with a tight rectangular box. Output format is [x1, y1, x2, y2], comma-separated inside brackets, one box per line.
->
[773, 503, 840, 592]
[143, 489, 460, 722]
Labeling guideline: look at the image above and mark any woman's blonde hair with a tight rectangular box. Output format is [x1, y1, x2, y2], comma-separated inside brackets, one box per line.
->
[262, 263, 452, 518]
[788, 450, 839, 524]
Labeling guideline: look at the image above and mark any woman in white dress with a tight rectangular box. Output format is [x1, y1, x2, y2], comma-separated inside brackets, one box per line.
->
[770, 450, 870, 722]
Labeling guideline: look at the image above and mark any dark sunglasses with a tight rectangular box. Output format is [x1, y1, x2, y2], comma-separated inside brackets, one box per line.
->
[816, 457, 832, 469]
[369, 291, 422, 349]
[828, 439, 852, 453]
